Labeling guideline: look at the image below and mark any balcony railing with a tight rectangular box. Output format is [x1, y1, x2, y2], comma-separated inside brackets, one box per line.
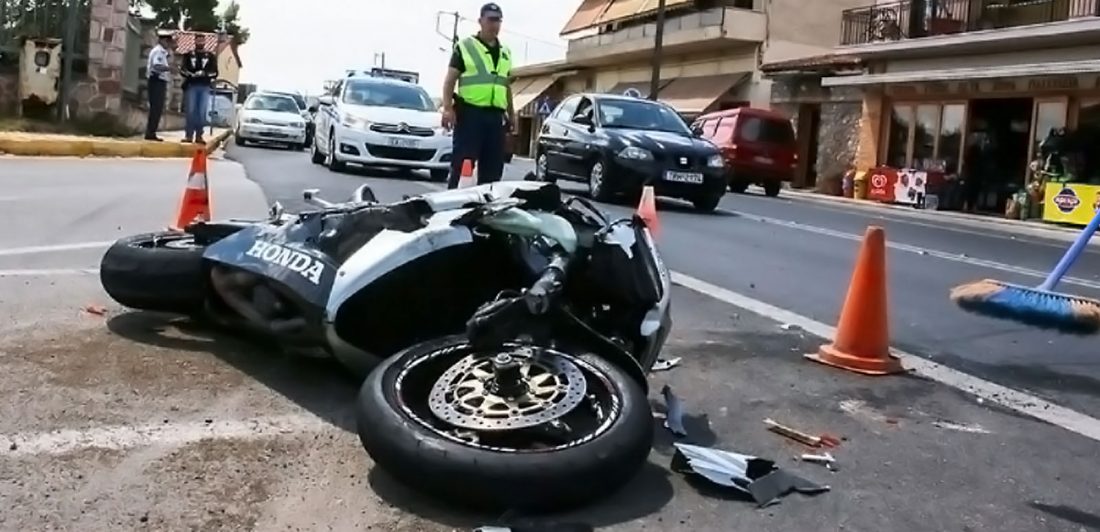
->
[840, 0, 1100, 45]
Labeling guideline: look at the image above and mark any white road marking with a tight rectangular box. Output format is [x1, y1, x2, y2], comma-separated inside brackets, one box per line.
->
[1, 413, 334, 457]
[0, 241, 112, 257]
[722, 209, 1100, 290]
[671, 271, 1100, 443]
[0, 268, 97, 277]
[932, 420, 993, 434]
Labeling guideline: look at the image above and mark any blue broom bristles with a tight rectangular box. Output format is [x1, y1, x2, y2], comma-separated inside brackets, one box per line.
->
[950, 279, 1100, 335]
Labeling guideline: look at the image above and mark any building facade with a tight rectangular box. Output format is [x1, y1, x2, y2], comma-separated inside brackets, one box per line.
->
[509, 0, 870, 157]
[805, 0, 1100, 214]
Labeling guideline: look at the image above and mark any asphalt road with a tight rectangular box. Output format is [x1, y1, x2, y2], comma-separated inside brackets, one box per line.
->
[2, 154, 1099, 530]
[227, 143, 1100, 420]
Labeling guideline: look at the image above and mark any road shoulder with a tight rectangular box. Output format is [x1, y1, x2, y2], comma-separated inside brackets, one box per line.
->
[0, 129, 233, 158]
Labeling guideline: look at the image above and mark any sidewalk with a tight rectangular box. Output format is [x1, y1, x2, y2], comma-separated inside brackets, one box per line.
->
[0, 128, 233, 158]
[768, 185, 1094, 246]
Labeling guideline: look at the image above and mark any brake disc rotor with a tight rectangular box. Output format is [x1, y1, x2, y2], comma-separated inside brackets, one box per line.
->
[428, 346, 588, 431]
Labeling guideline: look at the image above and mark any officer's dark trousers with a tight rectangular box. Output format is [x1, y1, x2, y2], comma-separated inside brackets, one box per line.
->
[447, 104, 506, 189]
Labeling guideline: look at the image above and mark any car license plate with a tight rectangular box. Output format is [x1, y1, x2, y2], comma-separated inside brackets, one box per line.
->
[388, 137, 419, 149]
[754, 156, 774, 164]
[664, 171, 704, 184]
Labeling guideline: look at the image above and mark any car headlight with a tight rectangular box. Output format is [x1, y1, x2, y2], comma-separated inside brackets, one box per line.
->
[617, 147, 653, 161]
[342, 115, 369, 129]
[245, 117, 262, 124]
[706, 154, 725, 168]
[290, 121, 305, 129]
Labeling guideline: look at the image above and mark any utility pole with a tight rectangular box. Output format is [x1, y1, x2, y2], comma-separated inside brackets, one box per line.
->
[58, 0, 81, 121]
[374, 52, 386, 70]
[648, 0, 667, 101]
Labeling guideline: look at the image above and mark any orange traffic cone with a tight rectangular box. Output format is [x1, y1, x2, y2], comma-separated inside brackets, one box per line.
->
[805, 226, 903, 375]
[172, 149, 212, 230]
[636, 185, 659, 237]
[457, 159, 477, 189]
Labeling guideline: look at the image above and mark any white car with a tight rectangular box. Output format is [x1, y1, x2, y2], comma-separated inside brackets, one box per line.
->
[234, 92, 309, 150]
[311, 75, 452, 181]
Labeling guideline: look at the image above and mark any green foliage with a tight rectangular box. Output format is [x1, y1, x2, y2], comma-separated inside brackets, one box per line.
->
[220, 0, 249, 45]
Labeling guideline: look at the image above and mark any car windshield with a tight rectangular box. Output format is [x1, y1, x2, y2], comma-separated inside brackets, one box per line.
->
[271, 92, 306, 110]
[342, 80, 434, 111]
[245, 95, 300, 114]
[597, 99, 690, 134]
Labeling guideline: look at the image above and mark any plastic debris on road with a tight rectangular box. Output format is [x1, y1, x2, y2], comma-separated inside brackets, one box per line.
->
[671, 443, 830, 507]
[473, 522, 595, 532]
[661, 384, 689, 437]
[764, 418, 827, 447]
[650, 357, 682, 372]
[82, 304, 108, 316]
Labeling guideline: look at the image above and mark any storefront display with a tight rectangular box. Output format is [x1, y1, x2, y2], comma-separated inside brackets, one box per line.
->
[866, 166, 945, 208]
[1042, 182, 1100, 226]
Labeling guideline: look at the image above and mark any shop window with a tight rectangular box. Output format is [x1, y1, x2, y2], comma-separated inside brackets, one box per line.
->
[1075, 99, 1100, 183]
[913, 104, 939, 169]
[1032, 99, 1067, 161]
[885, 102, 966, 173]
[937, 104, 965, 176]
[885, 105, 913, 168]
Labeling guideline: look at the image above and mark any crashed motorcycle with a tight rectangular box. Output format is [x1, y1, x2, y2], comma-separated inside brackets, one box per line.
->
[99, 181, 672, 511]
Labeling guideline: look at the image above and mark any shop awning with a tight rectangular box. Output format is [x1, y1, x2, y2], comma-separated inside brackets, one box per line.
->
[606, 79, 674, 100]
[656, 73, 750, 114]
[638, 0, 693, 15]
[822, 59, 1100, 87]
[513, 75, 561, 112]
[595, 0, 648, 25]
[560, 0, 612, 35]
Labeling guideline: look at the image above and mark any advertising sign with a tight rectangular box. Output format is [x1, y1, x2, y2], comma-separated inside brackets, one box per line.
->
[1043, 183, 1100, 226]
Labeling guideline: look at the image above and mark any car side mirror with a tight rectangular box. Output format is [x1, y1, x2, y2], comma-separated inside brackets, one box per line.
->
[317, 95, 334, 107]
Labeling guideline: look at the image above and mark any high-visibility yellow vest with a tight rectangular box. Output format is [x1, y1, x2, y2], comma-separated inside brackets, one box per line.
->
[456, 36, 511, 110]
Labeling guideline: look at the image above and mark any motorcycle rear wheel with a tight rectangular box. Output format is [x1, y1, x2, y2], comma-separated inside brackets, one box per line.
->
[356, 335, 653, 513]
[99, 232, 207, 314]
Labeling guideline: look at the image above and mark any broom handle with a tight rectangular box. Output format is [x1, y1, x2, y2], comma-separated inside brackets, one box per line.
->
[1039, 208, 1100, 291]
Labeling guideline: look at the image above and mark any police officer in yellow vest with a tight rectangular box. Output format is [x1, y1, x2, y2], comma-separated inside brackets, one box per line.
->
[441, 3, 514, 189]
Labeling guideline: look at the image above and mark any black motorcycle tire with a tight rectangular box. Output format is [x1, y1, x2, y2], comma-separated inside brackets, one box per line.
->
[356, 335, 654, 513]
[99, 232, 207, 314]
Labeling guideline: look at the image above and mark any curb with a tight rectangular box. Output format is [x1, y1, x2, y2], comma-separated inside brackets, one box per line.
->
[772, 187, 1091, 245]
[0, 129, 233, 159]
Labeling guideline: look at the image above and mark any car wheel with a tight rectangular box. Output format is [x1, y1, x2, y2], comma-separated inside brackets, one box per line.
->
[763, 181, 782, 197]
[429, 169, 449, 182]
[310, 139, 325, 165]
[326, 131, 347, 173]
[587, 158, 614, 202]
[692, 194, 722, 213]
[234, 132, 245, 146]
[535, 152, 556, 184]
[728, 180, 749, 194]
[356, 335, 653, 513]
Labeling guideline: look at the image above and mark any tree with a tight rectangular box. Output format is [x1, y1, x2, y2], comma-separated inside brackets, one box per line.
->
[139, 0, 220, 32]
[219, 1, 249, 45]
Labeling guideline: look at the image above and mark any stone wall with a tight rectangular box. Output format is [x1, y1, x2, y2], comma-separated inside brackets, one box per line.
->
[0, 71, 17, 115]
[770, 75, 864, 189]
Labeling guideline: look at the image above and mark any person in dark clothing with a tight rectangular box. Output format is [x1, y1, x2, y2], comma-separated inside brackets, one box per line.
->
[180, 33, 219, 144]
[145, 32, 175, 141]
[440, 3, 515, 189]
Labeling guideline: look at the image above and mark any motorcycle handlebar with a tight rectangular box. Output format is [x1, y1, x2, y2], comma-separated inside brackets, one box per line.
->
[524, 254, 569, 314]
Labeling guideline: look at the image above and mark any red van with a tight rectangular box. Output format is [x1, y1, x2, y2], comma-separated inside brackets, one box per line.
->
[691, 107, 797, 197]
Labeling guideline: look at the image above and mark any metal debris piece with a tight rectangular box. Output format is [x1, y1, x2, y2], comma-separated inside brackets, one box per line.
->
[661, 384, 688, 437]
[800, 452, 838, 471]
[671, 443, 830, 507]
[764, 418, 822, 447]
[650, 357, 682, 372]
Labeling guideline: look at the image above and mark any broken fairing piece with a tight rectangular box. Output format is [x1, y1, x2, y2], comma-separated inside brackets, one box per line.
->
[650, 357, 682, 372]
[671, 443, 830, 507]
[661, 385, 688, 437]
[764, 418, 822, 447]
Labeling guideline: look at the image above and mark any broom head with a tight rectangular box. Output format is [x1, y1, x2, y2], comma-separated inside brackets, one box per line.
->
[950, 279, 1100, 335]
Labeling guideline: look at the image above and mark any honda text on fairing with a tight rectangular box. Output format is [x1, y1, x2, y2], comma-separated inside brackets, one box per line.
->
[98, 181, 672, 512]
[535, 93, 728, 212]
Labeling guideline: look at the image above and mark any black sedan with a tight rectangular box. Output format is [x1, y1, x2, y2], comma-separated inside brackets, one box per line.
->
[534, 93, 726, 212]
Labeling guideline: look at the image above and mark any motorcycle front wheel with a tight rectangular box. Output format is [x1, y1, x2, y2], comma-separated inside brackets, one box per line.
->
[356, 335, 653, 513]
[99, 231, 207, 314]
